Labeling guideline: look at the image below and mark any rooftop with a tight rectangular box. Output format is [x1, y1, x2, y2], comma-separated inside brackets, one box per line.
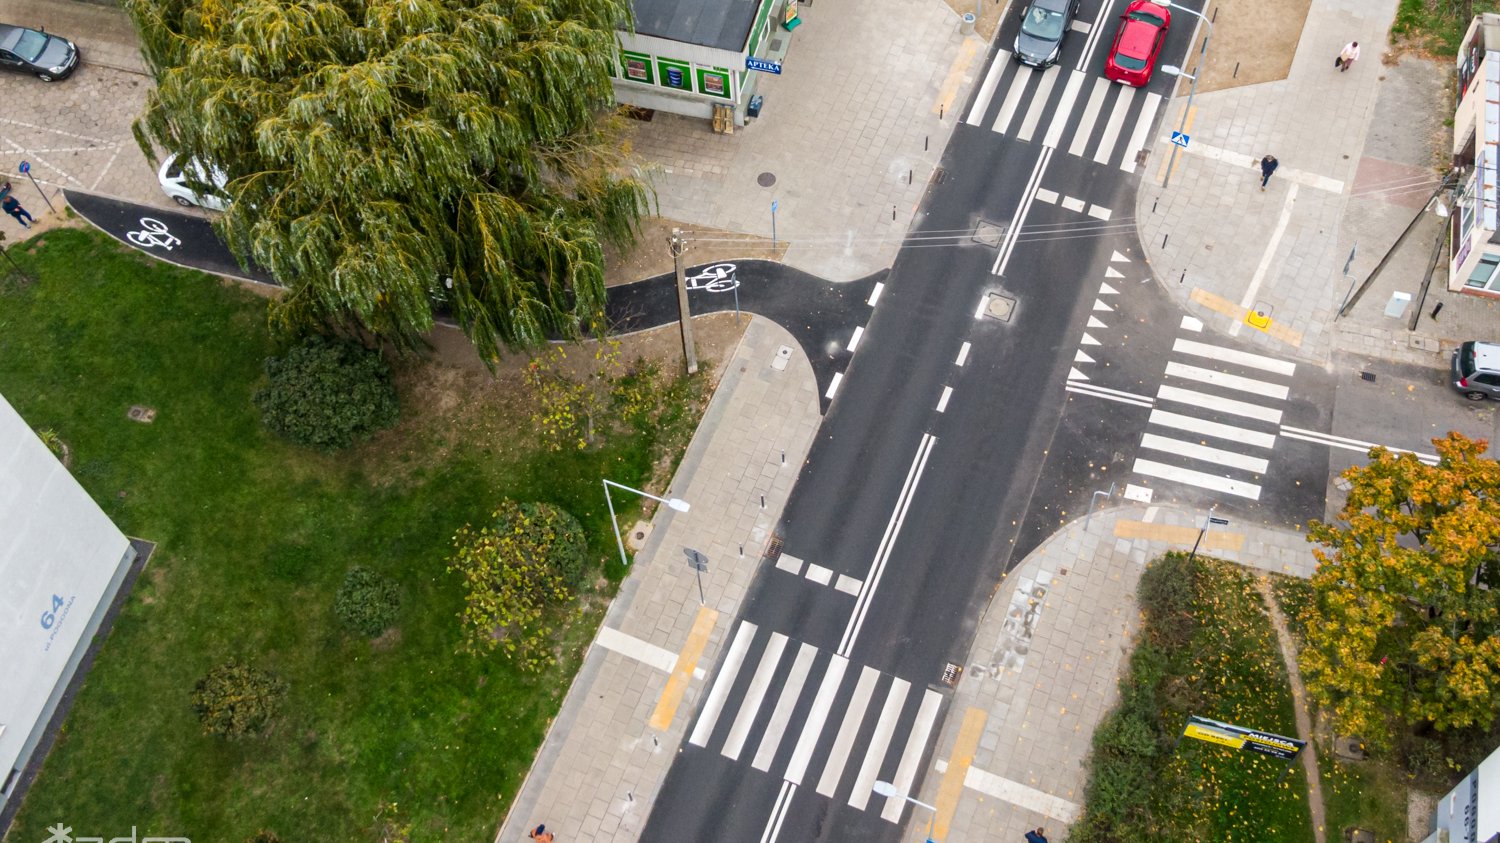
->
[632, 0, 762, 54]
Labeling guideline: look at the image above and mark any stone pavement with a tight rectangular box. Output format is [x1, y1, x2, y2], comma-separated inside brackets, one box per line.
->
[907, 503, 1318, 842]
[494, 316, 821, 842]
[629, 0, 986, 283]
[0, 0, 177, 214]
[1134, 0, 1491, 368]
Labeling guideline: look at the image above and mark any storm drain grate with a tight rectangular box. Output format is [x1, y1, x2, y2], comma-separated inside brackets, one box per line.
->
[941, 662, 963, 687]
[930, 167, 947, 185]
[972, 221, 1005, 248]
[762, 533, 785, 566]
[1360, 371, 1376, 382]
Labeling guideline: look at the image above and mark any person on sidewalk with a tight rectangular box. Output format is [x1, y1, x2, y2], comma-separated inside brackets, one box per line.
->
[1337, 41, 1360, 72]
[528, 824, 554, 842]
[1259, 155, 1279, 191]
[1025, 828, 1049, 843]
[3, 194, 33, 229]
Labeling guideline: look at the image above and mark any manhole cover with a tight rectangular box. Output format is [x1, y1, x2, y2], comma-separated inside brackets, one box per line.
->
[127, 405, 157, 423]
[973, 222, 1004, 247]
[984, 293, 1017, 322]
[758, 172, 777, 187]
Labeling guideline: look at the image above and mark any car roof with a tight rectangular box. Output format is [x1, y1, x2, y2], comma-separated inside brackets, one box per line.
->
[1472, 341, 1500, 371]
[1117, 17, 1162, 58]
[0, 25, 25, 50]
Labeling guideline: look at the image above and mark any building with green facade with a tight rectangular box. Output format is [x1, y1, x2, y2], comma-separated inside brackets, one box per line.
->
[612, 0, 798, 128]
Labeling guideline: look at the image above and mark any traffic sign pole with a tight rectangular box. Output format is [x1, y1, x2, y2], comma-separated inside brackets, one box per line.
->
[18, 160, 56, 214]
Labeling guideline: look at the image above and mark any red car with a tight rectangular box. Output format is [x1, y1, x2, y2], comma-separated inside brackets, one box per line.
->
[1104, 0, 1171, 86]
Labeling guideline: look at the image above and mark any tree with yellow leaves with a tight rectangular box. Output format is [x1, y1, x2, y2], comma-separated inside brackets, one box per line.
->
[1302, 432, 1500, 747]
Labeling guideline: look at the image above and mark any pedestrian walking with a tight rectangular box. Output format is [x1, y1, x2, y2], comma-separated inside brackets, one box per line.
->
[3, 194, 33, 229]
[1025, 828, 1049, 843]
[1336, 41, 1360, 72]
[1258, 155, 1279, 191]
[528, 824, 555, 842]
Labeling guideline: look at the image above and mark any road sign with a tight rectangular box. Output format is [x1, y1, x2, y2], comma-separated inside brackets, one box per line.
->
[771, 200, 778, 213]
[746, 57, 782, 74]
[1343, 243, 1357, 276]
[1170, 131, 1190, 149]
[683, 547, 709, 571]
[17, 160, 30, 174]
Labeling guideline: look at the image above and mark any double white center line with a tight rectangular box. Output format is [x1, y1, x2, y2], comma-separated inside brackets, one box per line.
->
[992, 147, 1055, 277]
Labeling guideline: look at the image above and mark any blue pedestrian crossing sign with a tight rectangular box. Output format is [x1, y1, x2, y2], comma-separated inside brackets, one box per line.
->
[1170, 131, 1191, 149]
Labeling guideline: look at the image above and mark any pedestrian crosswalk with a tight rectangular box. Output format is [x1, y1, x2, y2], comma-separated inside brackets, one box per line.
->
[964, 50, 1164, 173]
[687, 619, 945, 823]
[1128, 318, 1297, 501]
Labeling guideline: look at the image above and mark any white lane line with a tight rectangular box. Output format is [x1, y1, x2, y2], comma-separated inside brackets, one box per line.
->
[804, 562, 833, 585]
[1065, 385, 1153, 409]
[1133, 458, 1262, 500]
[1164, 361, 1290, 400]
[1076, 0, 1112, 66]
[753, 642, 820, 771]
[1173, 338, 1297, 377]
[1119, 92, 1161, 173]
[758, 780, 796, 843]
[1280, 426, 1439, 464]
[1140, 432, 1269, 474]
[722, 632, 789, 760]
[1087, 204, 1112, 221]
[1123, 483, 1154, 503]
[936, 386, 954, 413]
[965, 49, 1011, 126]
[992, 67, 1031, 135]
[1231, 183, 1300, 337]
[848, 677, 911, 811]
[1061, 195, 1086, 212]
[992, 147, 1055, 276]
[826, 372, 844, 400]
[1092, 85, 1136, 164]
[1156, 384, 1284, 424]
[595, 626, 680, 673]
[1069, 77, 1110, 157]
[964, 766, 1081, 823]
[1149, 409, 1277, 449]
[956, 342, 971, 366]
[1016, 64, 1062, 142]
[839, 434, 938, 656]
[1035, 187, 1060, 204]
[776, 553, 805, 575]
[1181, 315, 1204, 331]
[974, 296, 989, 319]
[868, 282, 884, 306]
[1043, 70, 1086, 149]
[880, 689, 945, 822]
[1065, 380, 1155, 405]
[848, 326, 865, 352]
[785, 655, 849, 785]
[835, 574, 862, 595]
[690, 621, 758, 746]
[817, 666, 881, 797]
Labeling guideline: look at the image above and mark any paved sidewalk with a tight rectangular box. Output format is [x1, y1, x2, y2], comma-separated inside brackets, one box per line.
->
[630, 0, 987, 282]
[912, 504, 1318, 842]
[494, 316, 820, 842]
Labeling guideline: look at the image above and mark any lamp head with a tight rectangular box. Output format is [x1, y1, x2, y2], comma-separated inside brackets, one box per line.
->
[872, 781, 898, 798]
[667, 498, 691, 513]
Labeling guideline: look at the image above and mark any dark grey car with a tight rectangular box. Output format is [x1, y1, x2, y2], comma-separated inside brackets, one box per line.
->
[1014, 0, 1081, 68]
[1451, 340, 1500, 401]
[0, 24, 79, 82]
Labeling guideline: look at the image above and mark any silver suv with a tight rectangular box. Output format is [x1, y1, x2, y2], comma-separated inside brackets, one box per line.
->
[1451, 341, 1500, 401]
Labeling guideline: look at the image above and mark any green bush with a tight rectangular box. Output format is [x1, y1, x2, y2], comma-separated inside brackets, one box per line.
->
[190, 660, 287, 739]
[494, 501, 591, 591]
[254, 336, 398, 451]
[334, 567, 400, 637]
[246, 832, 282, 843]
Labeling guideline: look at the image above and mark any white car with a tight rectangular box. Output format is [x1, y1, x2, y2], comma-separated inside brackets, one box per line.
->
[157, 153, 229, 212]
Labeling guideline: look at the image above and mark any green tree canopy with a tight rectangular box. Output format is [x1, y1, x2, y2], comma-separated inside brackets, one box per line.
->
[127, 0, 648, 355]
[1302, 432, 1500, 746]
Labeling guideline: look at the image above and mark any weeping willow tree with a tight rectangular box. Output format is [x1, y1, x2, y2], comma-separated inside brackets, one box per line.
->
[127, 0, 649, 355]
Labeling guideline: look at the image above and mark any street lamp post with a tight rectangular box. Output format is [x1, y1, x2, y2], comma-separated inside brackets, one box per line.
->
[872, 780, 936, 843]
[602, 479, 691, 569]
[1160, 1, 1214, 190]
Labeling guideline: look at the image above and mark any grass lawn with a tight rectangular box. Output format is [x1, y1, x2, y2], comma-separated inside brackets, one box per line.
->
[1070, 553, 1315, 843]
[0, 228, 707, 841]
[1392, 0, 1500, 56]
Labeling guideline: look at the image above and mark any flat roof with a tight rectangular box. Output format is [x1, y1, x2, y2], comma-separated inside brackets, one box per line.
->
[633, 0, 762, 53]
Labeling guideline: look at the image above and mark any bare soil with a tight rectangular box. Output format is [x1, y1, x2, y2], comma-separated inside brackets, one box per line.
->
[1189, 0, 1313, 94]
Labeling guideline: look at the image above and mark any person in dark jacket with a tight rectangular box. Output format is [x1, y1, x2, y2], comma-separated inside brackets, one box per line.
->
[2, 194, 33, 228]
[1025, 827, 1049, 843]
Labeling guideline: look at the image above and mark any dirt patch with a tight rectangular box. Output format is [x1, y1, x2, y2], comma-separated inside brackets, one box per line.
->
[1192, 0, 1313, 94]
[602, 216, 787, 287]
[1256, 577, 1327, 843]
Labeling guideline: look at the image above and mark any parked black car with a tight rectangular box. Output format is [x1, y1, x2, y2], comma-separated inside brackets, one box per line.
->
[1014, 0, 1081, 68]
[0, 24, 79, 82]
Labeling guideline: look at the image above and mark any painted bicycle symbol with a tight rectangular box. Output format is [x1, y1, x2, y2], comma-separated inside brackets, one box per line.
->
[127, 217, 180, 251]
[684, 262, 740, 292]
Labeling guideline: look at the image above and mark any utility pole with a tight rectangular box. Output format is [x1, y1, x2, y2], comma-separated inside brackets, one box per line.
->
[670, 228, 698, 375]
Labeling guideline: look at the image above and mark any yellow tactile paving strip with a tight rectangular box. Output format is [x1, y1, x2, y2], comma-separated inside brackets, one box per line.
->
[649, 605, 720, 732]
[1113, 519, 1245, 552]
[932, 707, 988, 840]
[1189, 287, 1303, 348]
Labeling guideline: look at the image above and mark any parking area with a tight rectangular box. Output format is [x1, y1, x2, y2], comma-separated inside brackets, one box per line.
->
[0, 0, 176, 214]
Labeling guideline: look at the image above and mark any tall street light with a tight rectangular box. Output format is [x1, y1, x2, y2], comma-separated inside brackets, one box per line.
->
[872, 780, 936, 842]
[1160, 1, 1213, 190]
[602, 479, 691, 569]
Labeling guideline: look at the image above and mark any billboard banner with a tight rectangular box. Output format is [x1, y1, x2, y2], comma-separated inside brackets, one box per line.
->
[1182, 715, 1306, 762]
